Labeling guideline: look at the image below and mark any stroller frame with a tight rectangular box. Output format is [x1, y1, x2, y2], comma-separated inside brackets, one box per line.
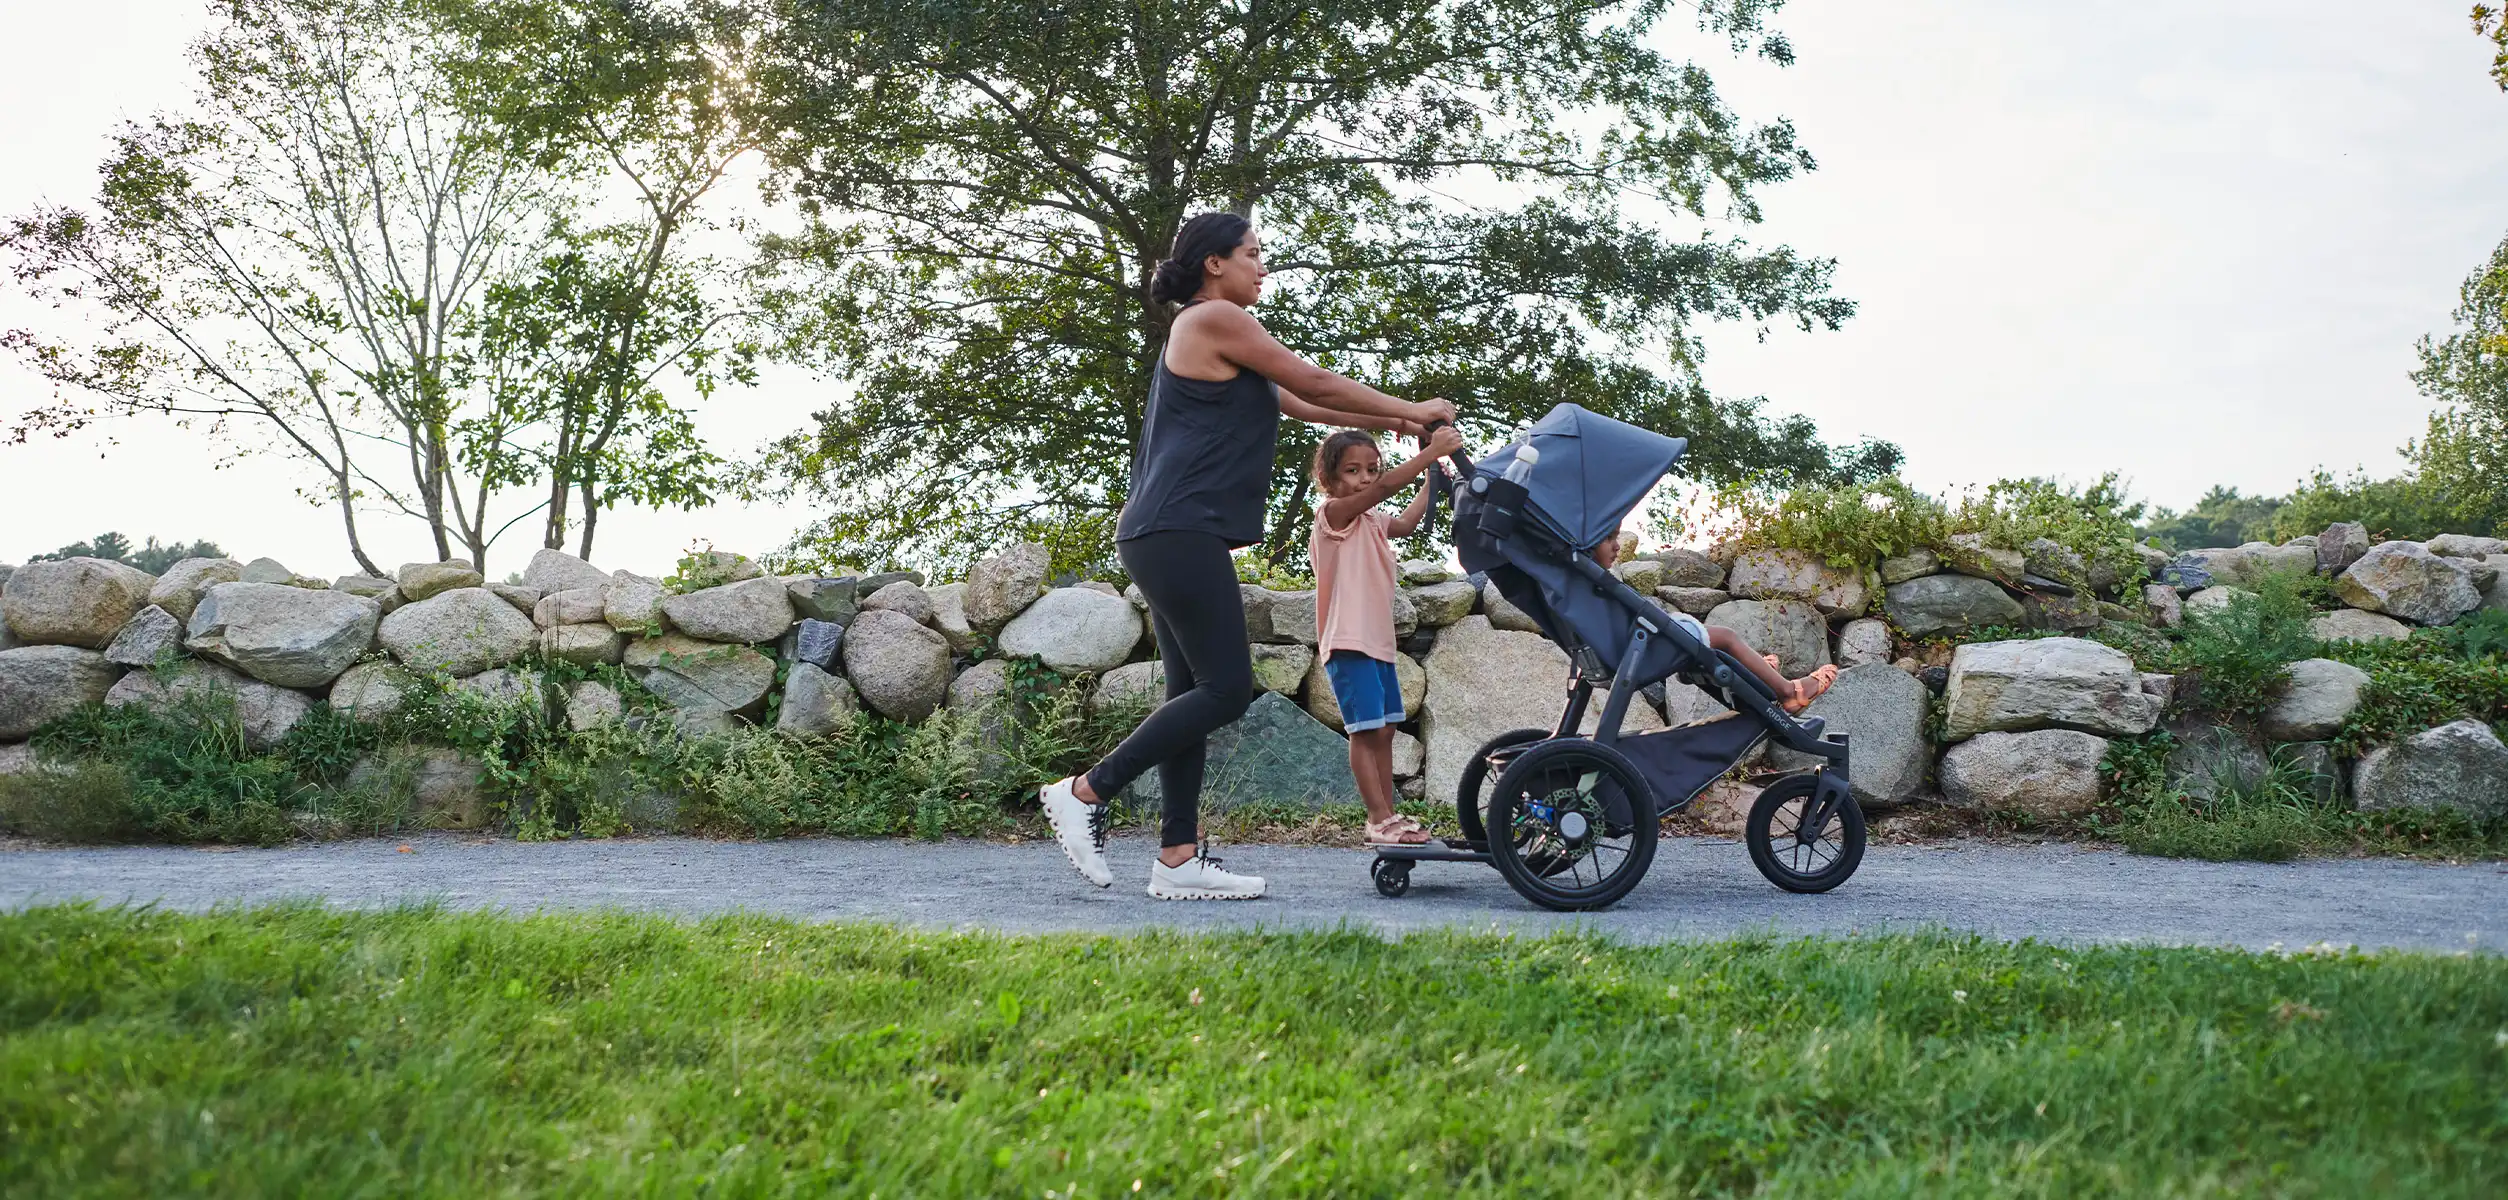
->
[1370, 408, 1864, 910]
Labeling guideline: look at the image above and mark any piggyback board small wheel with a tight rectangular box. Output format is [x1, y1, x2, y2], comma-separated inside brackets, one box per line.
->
[1372, 857, 1412, 898]
[1745, 772, 1866, 893]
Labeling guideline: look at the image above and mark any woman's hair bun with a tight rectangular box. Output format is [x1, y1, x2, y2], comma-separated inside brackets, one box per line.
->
[1149, 255, 1205, 304]
[1150, 211, 1253, 304]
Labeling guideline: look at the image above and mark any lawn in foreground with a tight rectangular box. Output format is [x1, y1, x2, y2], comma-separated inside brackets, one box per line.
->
[2, 907, 2502, 1196]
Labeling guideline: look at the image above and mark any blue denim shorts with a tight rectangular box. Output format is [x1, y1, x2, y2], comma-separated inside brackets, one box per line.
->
[1323, 650, 1405, 732]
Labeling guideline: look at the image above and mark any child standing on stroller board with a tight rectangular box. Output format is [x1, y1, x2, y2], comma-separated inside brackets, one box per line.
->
[1310, 424, 1466, 847]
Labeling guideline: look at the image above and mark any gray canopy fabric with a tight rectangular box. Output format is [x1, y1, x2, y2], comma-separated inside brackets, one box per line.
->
[1470, 404, 1688, 551]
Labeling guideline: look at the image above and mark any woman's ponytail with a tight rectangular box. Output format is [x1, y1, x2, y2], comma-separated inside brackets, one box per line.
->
[1149, 211, 1253, 304]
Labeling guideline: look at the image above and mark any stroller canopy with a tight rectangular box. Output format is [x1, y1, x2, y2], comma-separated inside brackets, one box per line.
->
[1473, 404, 1688, 550]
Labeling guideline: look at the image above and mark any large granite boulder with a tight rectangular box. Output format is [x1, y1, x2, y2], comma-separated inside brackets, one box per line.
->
[659, 576, 794, 645]
[1703, 599, 1829, 678]
[331, 575, 403, 615]
[2352, 720, 2508, 820]
[1271, 589, 1321, 644]
[2334, 542, 2480, 626]
[0, 646, 123, 739]
[840, 608, 951, 722]
[1, 557, 156, 648]
[451, 667, 551, 721]
[861, 579, 935, 625]
[1766, 663, 1932, 807]
[2140, 584, 2184, 629]
[2426, 533, 2508, 559]
[2232, 541, 2317, 584]
[1408, 580, 1478, 627]
[2316, 523, 2370, 575]
[396, 560, 484, 603]
[781, 618, 845, 671]
[145, 557, 244, 623]
[1651, 548, 1725, 589]
[1939, 729, 2110, 817]
[488, 584, 540, 616]
[564, 680, 623, 732]
[925, 582, 980, 653]
[1236, 584, 1279, 641]
[540, 623, 626, 666]
[786, 576, 861, 625]
[1479, 582, 1544, 633]
[102, 605, 184, 668]
[1726, 548, 1869, 617]
[1610, 559, 1666, 593]
[2022, 538, 2087, 587]
[1657, 586, 1730, 617]
[1944, 637, 2161, 739]
[1300, 651, 1424, 731]
[378, 588, 535, 677]
[1883, 574, 2024, 638]
[624, 633, 776, 719]
[2020, 588, 2101, 632]
[2260, 658, 2369, 743]
[1417, 617, 1664, 804]
[2184, 585, 2251, 613]
[186, 582, 381, 688]
[1401, 559, 1458, 585]
[2483, 554, 2508, 614]
[329, 660, 422, 723]
[963, 542, 1051, 633]
[348, 747, 493, 829]
[522, 548, 610, 596]
[1941, 534, 2025, 586]
[1834, 618, 1894, 669]
[1122, 691, 1361, 813]
[774, 662, 858, 738]
[998, 587, 1143, 674]
[533, 587, 608, 629]
[1091, 660, 1165, 715]
[1878, 549, 1941, 585]
[603, 571, 667, 633]
[1250, 643, 1316, 696]
[2163, 718, 2271, 802]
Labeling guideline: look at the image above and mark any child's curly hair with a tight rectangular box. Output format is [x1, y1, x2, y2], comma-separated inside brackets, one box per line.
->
[1312, 430, 1380, 486]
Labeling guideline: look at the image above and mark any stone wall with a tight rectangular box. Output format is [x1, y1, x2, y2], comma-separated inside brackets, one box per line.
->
[3, 523, 2505, 825]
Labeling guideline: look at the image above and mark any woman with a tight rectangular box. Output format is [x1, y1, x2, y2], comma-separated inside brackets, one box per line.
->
[1038, 211, 1458, 900]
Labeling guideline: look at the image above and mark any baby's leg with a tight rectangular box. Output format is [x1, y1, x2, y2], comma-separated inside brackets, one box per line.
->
[1706, 626, 1796, 697]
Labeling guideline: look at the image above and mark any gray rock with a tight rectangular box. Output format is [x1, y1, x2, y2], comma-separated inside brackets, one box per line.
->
[1237, 585, 1280, 642]
[2158, 556, 2215, 593]
[2232, 541, 2318, 584]
[624, 634, 776, 719]
[2185, 585, 2252, 612]
[2316, 523, 2370, 575]
[2309, 608, 2411, 643]
[840, 608, 951, 722]
[1300, 651, 1423, 731]
[1656, 586, 1730, 617]
[1401, 559, 1458, 585]
[489, 584, 541, 616]
[185, 582, 381, 688]
[541, 623, 626, 666]
[1091, 660, 1165, 715]
[1768, 664, 1932, 807]
[2352, 720, 2508, 820]
[1726, 548, 1869, 617]
[2334, 542, 2480, 626]
[2483, 554, 2508, 614]
[331, 575, 403, 616]
[1389, 588, 1420, 639]
[2173, 547, 2253, 590]
[102, 605, 184, 668]
[377, 588, 536, 678]
[239, 557, 302, 585]
[0, 741, 45, 777]
[328, 660, 421, 723]
[782, 618, 845, 670]
[396, 560, 485, 602]
[1834, 618, 1895, 669]
[2139, 673, 2177, 708]
[603, 571, 667, 634]
[1271, 589, 1320, 644]
[1650, 548, 1725, 589]
[998, 587, 1145, 674]
[859, 570, 925, 593]
[786, 576, 861, 625]
[2141, 583, 2183, 629]
[659, 576, 795, 645]
[563, 680, 623, 732]
[861, 579, 935, 625]
[1122, 583, 1150, 612]
[1941, 534, 2026, 586]
[963, 542, 1052, 633]
[2281, 741, 2347, 804]
[2020, 587, 2102, 632]
[1479, 582, 1544, 633]
[522, 548, 610, 596]
[924, 582, 980, 653]
[0, 646, 123, 739]
[454, 667, 549, 720]
[2023, 538, 2087, 585]
[2259, 658, 2369, 743]
[2164, 718, 2269, 802]
[1418, 617, 1663, 804]
[1704, 599, 1830, 679]
[1944, 637, 2161, 740]
[1877, 549, 1941, 585]
[1122, 691, 1361, 813]
[775, 662, 858, 738]
[533, 586, 608, 629]
[1610, 559, 1666, 593]
[349, 747, 491, 829]
[147, 558, 244, 624]
[1407, 580, 1478, 628]
[1078, 580, 1121, 598]
[1, 557, 156, 648]
[1939, 729, 2110, 817]
[1250, 642, 1315, 695]
[942, 658, 1022, 779]
[1883, 574, 2025, 638]
[2426, 533, 2508, 559]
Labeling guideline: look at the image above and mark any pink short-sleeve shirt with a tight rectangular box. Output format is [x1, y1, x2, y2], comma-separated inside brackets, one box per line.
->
[1311, 506, 1400, 663]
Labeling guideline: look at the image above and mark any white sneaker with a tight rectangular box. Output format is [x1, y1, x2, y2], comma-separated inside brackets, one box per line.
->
[1040, 777, 1113, 888]
[1148, 847, 1266, 901]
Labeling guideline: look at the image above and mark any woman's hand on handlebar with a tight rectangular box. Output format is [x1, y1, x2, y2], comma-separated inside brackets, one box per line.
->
[1410, 397, 1456, 428]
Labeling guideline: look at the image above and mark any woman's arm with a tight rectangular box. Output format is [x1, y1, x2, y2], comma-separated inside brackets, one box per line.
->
[1321, 426, 1466, 530]
[1185, 301, 1454, 428]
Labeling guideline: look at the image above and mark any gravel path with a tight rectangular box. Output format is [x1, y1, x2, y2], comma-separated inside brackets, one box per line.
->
[7, 834, 2503, 951]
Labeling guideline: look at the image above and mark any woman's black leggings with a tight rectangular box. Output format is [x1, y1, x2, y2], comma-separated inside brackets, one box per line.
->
[1084, 529, 1254, 847]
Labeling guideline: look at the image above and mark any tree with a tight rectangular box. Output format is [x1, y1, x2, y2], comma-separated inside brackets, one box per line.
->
[2409, 230, 2508, 537]
[742, 0, 1897, 576]
[2139, 486, 2282, 552]
[2477, 4, 2508, 90]
[30, 533, 227, 573]
[2, 0, 751, 573]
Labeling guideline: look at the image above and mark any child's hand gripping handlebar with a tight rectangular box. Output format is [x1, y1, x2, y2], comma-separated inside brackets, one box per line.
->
[1418, 418, 1472, 538]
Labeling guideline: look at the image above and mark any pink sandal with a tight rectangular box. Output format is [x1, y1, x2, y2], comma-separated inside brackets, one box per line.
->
[1366, 815, 1434, 846]
[1783, 664, 1839, 714]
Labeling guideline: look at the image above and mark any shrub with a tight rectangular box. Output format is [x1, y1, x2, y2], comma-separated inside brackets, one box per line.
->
[2165, 573, 2324, 717]
[1710, 473, 2147, 588]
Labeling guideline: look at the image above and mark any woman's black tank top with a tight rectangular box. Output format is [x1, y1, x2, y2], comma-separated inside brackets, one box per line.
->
[1116, 337, 1280, 548]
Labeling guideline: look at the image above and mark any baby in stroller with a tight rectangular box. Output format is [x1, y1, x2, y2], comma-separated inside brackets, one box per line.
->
[1586, 527, 1836, 712]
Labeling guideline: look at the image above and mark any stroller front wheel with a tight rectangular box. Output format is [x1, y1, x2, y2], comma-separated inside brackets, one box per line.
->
[1745, 772, 1866, 893]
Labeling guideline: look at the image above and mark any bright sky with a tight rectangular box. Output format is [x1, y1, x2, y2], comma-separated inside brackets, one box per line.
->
[3, 1, 2505, 577]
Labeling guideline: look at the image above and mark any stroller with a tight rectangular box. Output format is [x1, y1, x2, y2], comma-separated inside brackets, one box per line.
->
[1375, 403, 1865, 911]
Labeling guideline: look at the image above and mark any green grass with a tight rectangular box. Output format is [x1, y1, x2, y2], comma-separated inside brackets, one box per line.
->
[3, 907, 2503, 1196]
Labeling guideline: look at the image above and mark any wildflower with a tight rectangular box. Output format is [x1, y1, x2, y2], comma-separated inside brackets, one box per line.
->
[1189, 987, 1203, 1006]
[1952, 990, 1969, 1004]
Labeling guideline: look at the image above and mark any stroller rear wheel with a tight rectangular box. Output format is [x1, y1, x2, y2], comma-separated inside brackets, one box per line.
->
[1745, 773, 1866, 893]
[1486, 738, 1657, 911]
[1456, 727, 1550, 847]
